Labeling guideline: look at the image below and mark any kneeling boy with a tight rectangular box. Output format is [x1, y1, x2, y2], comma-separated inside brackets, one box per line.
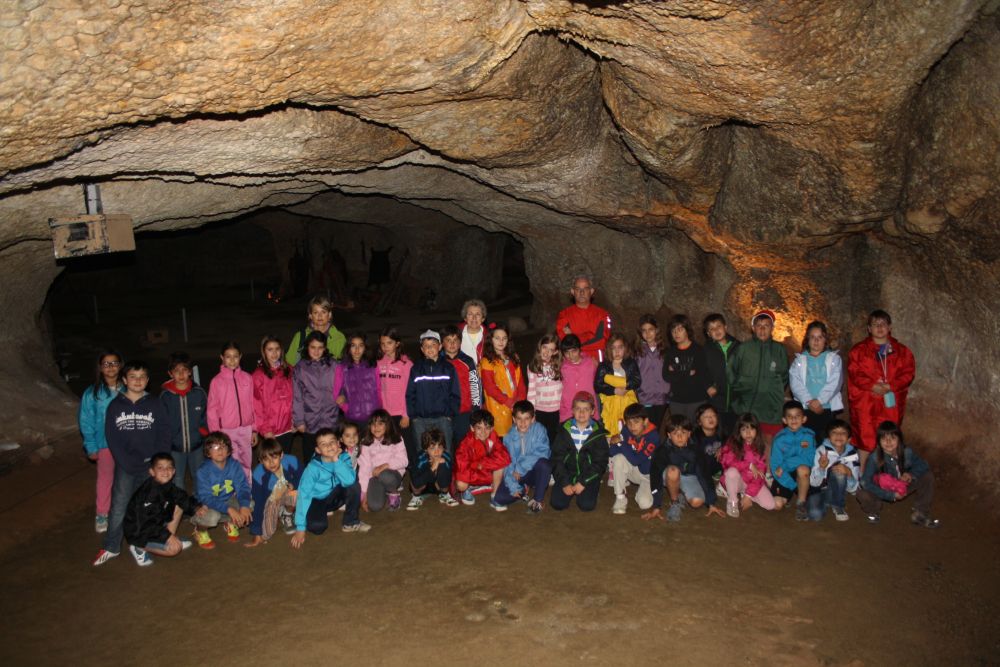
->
[550, 392, 609, 512]
[454, 410, 511, 510]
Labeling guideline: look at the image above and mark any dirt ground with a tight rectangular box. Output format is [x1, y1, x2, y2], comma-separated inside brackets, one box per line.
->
[2, 282, 997, 665]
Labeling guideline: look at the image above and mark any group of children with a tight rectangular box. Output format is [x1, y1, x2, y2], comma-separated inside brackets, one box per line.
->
[79, 296, 939, 568]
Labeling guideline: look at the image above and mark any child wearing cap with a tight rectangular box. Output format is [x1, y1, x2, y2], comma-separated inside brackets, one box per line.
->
[727, 309, 789, 450]
[405, 329, 461, 461]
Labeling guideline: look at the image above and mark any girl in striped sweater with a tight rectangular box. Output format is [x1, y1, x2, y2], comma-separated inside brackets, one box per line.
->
[526, 334, 562, 444]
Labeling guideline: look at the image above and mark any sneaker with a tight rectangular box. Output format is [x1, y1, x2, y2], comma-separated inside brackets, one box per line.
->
[223, 522, 240, 542]
[911, 511, 940, 528]
[129, 545, 153, 567]
[194, 529, 215, 549]
[490, 498, 508, 512]
[179, 538, 193, 550]
[527, 499, 543, 513]
[470, 484, 492, 495]
[726, 500, 740, 518]
[795, 502, 809, 522]
[866, 513, 880, 524]
[92, 549, 119, 566]
[715, 482, 728, 499]
[95, 514, 108, 534]
[406, 495, 424, 511]
[388, 493, 401, 512]
[666, 500, 683, 522]
[280, 511, 296, 535]
[612, 494, 627, 515]
[342, 521, 372, 533]
[439, 492, 459, 507]
[832, 507, 849, 522]
[461, 489, 475, 506]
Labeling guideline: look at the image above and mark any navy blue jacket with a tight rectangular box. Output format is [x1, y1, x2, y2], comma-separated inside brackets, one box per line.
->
[250, 455, 302, 536]
[160, 380, 208, 453]
[405, 356, 461, 419]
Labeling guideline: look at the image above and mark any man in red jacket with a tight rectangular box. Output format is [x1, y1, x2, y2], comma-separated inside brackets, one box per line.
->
[847, 309, 916, 469]
[556, 275, 611, 362]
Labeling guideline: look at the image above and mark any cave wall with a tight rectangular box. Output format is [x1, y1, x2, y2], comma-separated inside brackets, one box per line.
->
[0, 1, 998, 492]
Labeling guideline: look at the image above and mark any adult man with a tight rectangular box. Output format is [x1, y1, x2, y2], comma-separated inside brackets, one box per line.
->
[556, 275, 611, 362]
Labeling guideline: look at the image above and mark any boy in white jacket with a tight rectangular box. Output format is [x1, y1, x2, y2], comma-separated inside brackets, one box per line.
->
[806, 419, 860, 522]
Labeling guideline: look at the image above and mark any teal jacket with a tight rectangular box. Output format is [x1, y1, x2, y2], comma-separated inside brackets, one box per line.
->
[294, 452, 356, 531]
[78, 383, 123, 455]
[727, 338, 789, 423]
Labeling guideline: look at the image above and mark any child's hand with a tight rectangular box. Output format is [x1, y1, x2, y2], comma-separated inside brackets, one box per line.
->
[641, 508, 663, 521]
[251, 433, 259, 447]
[88, 452, 99, 462]
[513, 471, 521, 481]
[614, 387, 626, 396]
[400, 416, 410, 428]
[295, 424, 306, 433]
[264, 432, 274, 439]
[831, 463, 850, 477]
[562, 484, 575, 496]
[706, 386, 717, 398]
[901, 472, 913, 483]
[774, 467, 783, 478]
[808, 399, 824, 414]
[238, 507, 252, 526]
[572, 483, 585, 495]
[227, 507, 242, 524]
[290, 531, 306, 549]
[245, 535, 265, 549]
[195, 506, 208, 517]
[705, 505, 726, 518]
[819, 454, 829, 469]
[362, 499, 370, 513]
[336, 395, 346, 406]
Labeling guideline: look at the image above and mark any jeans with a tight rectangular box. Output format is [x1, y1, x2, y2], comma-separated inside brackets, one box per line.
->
[806, 472, 849, 520]
[172, 448, 204, 493]
[305, 482, 362, 533]
[857, 471, 934, 516]
[411, 416, 453, 457]
[550, 480, 601, 512]
[494, 458, 552, 505]
[102, 466, 145, 553]
[411, 464, 452, 495]
[451, 412, 472, 452]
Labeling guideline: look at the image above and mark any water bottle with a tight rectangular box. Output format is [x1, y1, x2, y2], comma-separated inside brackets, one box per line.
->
[883, 391, 896, 409]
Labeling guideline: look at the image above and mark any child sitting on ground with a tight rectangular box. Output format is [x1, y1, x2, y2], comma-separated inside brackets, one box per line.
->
[123, 453, 207, 566]
[291, 427, 370, 548]
[192, 431, 252, 548]
[692, 404, 725, 491]
[454, 409, 511, 510]
[407, 428, 459, 509]
[609, 403, 659, 515]
[719, 413, 776, 517]
[807, 419, 860, 522]
[858, 420, 939, 527]
[246, 438, 301, 547]
[645, 415, 724, 522]
[358, 409, 409, 513]
[495, 400, 552, 513]
[769, 400, 819, 520]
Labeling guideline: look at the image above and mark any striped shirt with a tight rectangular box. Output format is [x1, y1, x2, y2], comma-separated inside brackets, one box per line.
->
[526, 365, 562, 413]
[570, 422, 593, 451]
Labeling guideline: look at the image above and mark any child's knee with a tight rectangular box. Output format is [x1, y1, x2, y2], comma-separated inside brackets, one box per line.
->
[688, 497, 704, 508]
[773, 497, 787, 509]
[796, 465, 810, 479]
[455, 480, 469, 491]
[666, 466, 680, 481]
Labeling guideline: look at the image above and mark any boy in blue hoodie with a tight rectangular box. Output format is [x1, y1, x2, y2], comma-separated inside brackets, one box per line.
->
[192, 432, 252, 549]
[160, 352, 208, 492]
[93, 360, 171, 567]
[610, 403, 659, 515]
[807, 419, 860, 522]
[494, 400, 552, 513]
[291, 427, 369, 549]
[246, 438, 302, 546]
[769, 400, 818, 521]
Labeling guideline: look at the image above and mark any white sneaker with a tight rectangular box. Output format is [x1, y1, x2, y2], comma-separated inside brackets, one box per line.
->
[129, 545, 153, 567]
[832, 507, 849, 522]
[612, 494, 627, 515]
[715, 482, 728, 499]
[341, 521, 372, 533]
[92, 549, 119, 567]
[406, 495, 424, 511]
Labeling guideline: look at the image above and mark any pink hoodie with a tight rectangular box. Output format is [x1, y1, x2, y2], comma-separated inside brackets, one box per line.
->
[357, 437, 408, 497]
[720, 442, 768, 497]
[376, 355, 413, 419]
[559, 356, 599, 421]
[252, 366, 292, 436]
[207, 365, 255, 430]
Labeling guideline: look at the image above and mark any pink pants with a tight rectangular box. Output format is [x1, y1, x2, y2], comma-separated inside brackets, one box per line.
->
[223, 425, 254, 483]
[95, 448, 115, 516]
[723, 467, 776, 510]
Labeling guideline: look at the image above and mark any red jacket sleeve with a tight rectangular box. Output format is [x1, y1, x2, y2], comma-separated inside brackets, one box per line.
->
[485, 439, 511, 471]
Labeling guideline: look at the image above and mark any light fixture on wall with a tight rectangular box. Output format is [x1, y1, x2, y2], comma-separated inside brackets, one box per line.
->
[47, 184, 135, 259]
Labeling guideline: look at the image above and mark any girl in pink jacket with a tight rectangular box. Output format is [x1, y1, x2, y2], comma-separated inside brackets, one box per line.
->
[358, 410, 409, 512]
[719, 413, 776, 517]
[252, 336, 294, 454]
[208, 341, 256, 482]
[376, 327, 414, 455]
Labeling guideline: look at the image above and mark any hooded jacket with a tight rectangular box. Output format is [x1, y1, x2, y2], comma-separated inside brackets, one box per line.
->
[720, 441, 768, 497]
[124, 476, 202, 547]
[609, 422, 659, 475]
[635, 342, 669, 406]
[160, 380, 208, 453]
[727, 338, 789, 424]
[769, 426, 818, 490]
[847, 336, 915, 451]
[292, 357, 340, 432]
[550, 418, 609, 488]
[648, 438, 716, 508]
[357, 437, 408, 496]
[445, 350, 481, 413]
[338, 360, 382, 424]
[454, 430, 511, 487]
[789, 349, 844, 412]
[502, 421, 551, 495]
[294, 452, 357, 531]
[705, 335, 740, 413]
[207, 366, 255, 431]
[252, 365, 294, 437]
[79, 382, 123, 455]
[196, 457, 252, 513]
[809, 439, 860, 493]
[406, 355, 461, 419]
[105, 392, 171, 476]
[250, 455, 302, 535]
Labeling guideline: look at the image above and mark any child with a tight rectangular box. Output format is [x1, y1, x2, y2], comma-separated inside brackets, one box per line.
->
[768, 400, 818, 520]
[478, 322, 527, 437]
[558, 334, 599, 422]
[807, 419, 860, 522]
[454, 409, 511, 510]
[339, 421, 361, 470]
[663, 314, 709, 423]
[441, 324, 482, 448]
[286, 294, 347, 365]
[291, 427, 370, 548]
[634, 315, 669, 430]
[550, 392, 610, 512]
[595, 333, 640, 439]
[789, 321, 844, 443]
[847, 310, 916, 469]
[408, 428, 459, 509]
[406, 330, 461, 459]
[727, 310, 789, 446]
[526, 334, 563, 444]
[337, 333, 382, 426]
[609, 403, 659, 515]
[246, 438, 301, 547]
[92, 360, 171, 566]
[376, 326, 414, 461]
[191, 431, 252, 548]
[123, 453, 207, 566]
[78, 348, 123, 534]
[703, 313, 740, 433]
[645, 414, 723, 522]
[207, 341, 255, 482]
[160, 351, 207, 492]
[495, 400, 552, 513]
[858, 421, 938, 527]
[358, 409, 409, 512]
[253, 335, 295, 454]
[692, 404, 725, 488]
[719, 413, 776, 517]
[293, 331, 341, 464]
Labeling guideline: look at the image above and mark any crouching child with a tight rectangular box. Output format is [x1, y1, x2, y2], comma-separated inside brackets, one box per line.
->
[407, 428, 458, 509]
[807, 419, 860, 521]
[192, 431, 252, 548]
[645, 415, 724, 522]
[609, 403, 659, 515]
[246, 438, 301, 547]
[454, 410, 511, 510]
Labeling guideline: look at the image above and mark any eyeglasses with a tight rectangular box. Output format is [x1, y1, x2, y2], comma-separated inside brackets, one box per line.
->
[206, 444, 228, 451]
[101, 361, 121, 368]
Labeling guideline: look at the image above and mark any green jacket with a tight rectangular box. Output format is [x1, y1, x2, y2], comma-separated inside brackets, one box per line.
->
[285, 325, 347, 365]
[727, 338, 789, 424]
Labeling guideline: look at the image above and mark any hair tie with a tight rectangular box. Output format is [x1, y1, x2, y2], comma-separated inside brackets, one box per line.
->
[488, 322, 497, 330]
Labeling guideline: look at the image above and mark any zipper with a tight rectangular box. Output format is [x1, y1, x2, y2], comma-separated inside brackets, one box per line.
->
[233, 371, 244, 426]
[180, 394, 190, 452]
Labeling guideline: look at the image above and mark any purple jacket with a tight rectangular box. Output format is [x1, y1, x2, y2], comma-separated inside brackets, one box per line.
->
[636, 342, 670, 406]
[293, 358, 341, 433]
[338, 361, 382, 425]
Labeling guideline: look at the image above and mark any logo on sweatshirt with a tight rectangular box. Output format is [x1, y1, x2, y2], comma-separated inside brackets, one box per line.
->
[115, 411, 155, 430]
[212, 480, 234, 497]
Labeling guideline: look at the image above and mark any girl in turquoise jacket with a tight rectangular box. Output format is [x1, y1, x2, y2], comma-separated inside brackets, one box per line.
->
[77, 349, 124, 534]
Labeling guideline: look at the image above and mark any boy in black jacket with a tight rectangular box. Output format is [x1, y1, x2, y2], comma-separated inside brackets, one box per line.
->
[703, 313, 740, 434]
[550, 392, 609, 512]
[645, 415, 725, 522]
[123, 453, 207, 566]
